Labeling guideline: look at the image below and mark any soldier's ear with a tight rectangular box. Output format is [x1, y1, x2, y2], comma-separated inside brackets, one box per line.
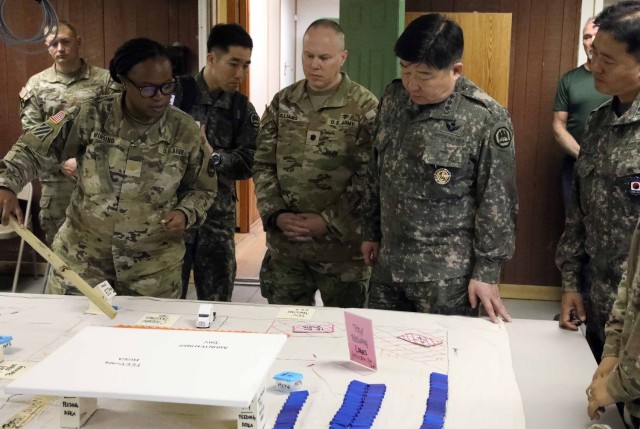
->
[452, 62, 463, 77]
[77, 36, 82, 48]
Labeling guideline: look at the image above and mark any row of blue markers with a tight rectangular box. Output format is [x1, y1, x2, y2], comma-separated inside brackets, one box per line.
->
[272, 372, 449, 429]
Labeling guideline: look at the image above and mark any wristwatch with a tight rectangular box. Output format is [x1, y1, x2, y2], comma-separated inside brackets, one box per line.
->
[208, 152, 221, 174]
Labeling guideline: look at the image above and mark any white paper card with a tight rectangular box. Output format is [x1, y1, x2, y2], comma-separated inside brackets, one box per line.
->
[276, 307, 315, 320]
[135, 313, 180, 327]
[0, 361, 32, 379]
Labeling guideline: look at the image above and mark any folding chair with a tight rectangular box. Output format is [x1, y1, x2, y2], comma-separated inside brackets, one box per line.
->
[0, 182, 37, 292]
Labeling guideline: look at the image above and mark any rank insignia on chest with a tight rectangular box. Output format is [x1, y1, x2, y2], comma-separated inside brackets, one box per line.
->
[445, 120, 461, 132]
[630, 177, 640, 196]
[434, 168, 452, 185]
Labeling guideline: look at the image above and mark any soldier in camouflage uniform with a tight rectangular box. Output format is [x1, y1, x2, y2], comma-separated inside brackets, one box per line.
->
[254, 19, 378, 307]
[0, 38, 216, 298]
[361, 14, 517, 322]
[180, 24, 259, 302]
[19, 21, 119, 245]
[556, 2, 640, 364]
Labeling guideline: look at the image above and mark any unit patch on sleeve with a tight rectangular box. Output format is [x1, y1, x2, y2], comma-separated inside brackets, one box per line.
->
[492, 124, 513, 148]
[31, 122, 53, 141]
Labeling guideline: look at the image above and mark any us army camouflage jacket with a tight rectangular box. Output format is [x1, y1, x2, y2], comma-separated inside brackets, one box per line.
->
[1, 93, 216, 242]
[361, 77, 518, 284]
[254, 73, 378, 261]
[603, 221, 640, 418]
[19, 61, 120, 183]
[186, 71, 259, 192]
[556, 96, 640, 297]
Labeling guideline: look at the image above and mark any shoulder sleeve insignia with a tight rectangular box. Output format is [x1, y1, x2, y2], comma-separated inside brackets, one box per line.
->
[492, 124, 513, 148]
[19, 87, 28, 99]
[250, 112, 260, 128]
[31, 122, 53, 141]
[49, 111, 66, 124]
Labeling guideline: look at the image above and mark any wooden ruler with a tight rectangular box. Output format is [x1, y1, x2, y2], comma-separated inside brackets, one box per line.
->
[9, 217, 117, 319]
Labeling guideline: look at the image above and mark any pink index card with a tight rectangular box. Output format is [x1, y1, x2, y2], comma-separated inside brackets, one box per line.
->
[344, 311, 377, 370]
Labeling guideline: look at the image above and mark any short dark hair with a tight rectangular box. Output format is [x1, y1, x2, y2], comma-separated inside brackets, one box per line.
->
[595, 1, 640, 61]
[109, 38, 170, 83]
[394, 13, 463, 70]
[305, 18, 344, 37]
[206, 23, 253, 53]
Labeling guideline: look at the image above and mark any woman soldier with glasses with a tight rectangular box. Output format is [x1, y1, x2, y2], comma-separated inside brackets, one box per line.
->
[0, 38, 217, 298]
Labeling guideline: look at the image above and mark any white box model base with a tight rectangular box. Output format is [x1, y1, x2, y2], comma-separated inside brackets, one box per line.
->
[237, 384, 266, 429]
[60, 397, 97, 428]
[6, 326, 287, 409]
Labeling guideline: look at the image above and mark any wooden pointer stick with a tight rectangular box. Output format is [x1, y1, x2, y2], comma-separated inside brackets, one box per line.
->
[9, 217, 117, 319]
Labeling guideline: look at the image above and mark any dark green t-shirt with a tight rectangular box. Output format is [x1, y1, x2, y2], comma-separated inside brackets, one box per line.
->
[553, 65, 610, 143]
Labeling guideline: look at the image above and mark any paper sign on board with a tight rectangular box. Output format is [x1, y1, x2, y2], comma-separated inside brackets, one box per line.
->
[344, 311, 377, 370]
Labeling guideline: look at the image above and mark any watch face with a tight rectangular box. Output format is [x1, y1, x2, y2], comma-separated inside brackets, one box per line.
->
[211, 152, 221, 166]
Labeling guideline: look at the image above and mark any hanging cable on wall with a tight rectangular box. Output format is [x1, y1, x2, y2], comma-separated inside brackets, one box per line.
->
[0, 0, 58, 52]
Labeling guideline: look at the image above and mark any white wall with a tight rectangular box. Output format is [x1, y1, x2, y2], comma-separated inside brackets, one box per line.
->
[578, 0, 604, 66]
[249, 0, 271, 117]
[294, 0, 340, 82]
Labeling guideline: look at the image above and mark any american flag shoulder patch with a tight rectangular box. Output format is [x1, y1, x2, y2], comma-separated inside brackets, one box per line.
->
[49, 111, 66, 124]
[31, 122, 53, 141]
[19, 87, 28, 99]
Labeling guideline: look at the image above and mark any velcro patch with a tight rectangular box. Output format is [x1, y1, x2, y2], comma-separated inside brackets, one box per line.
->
[250, 112, 260, 128]
[492, 125, 512, 148]
[19, 87, 28, 99]
[161, 147, 186, 156]
[31, 122, 53, 141]
[364, 109, 376, 120]
[49, 111, 66, 124]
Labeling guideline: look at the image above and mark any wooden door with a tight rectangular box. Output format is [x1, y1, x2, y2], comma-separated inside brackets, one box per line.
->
[405, 12, 512, 107]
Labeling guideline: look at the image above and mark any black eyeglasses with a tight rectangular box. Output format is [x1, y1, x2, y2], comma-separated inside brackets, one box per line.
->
[123, 77, 177, 98]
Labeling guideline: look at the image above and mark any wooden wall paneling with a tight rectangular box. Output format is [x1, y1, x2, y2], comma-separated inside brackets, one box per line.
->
[173, 0, 199, 74]
[406, 0, 427, 10]
[81, 0, 106, 67]
[516, 0, 548, 285]
[145, 0, 171, 44]
[0, 20, 8, 159]
[501, 0, 533, 285]
[560, 0, 581, 74]
[429, 1, 454, 10]
[455, 0, 499, 12]
[530, 0, 567, 286]
[499, 0, 517, 112]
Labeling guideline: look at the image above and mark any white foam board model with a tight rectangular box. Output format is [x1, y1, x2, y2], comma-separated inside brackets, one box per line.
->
[6, 326, 287, 407]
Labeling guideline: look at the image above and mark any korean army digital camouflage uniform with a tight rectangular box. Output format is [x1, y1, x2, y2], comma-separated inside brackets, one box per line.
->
[180, 72, 259, 302]
[0, 93, 217, 298]
[602, 221, 640, 428]
[19, 61, 120, 244]
[556, 96, 640, 360]
[254, 72, 378, 307]
[361, 77, 518, 314]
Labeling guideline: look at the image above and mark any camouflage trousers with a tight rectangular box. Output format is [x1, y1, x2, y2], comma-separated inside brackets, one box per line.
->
[45, 222, 182, 298]
[585, 266, 620, 362]
[181, 190, 236, 302]
[39, 180, 75, 245]
[259, 250, 370, 307]
[368, 266, 476, 315]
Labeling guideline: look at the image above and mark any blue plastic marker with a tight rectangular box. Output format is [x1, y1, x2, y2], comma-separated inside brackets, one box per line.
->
[273, 371, 304, 392]
[0, 336, 12, 347]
